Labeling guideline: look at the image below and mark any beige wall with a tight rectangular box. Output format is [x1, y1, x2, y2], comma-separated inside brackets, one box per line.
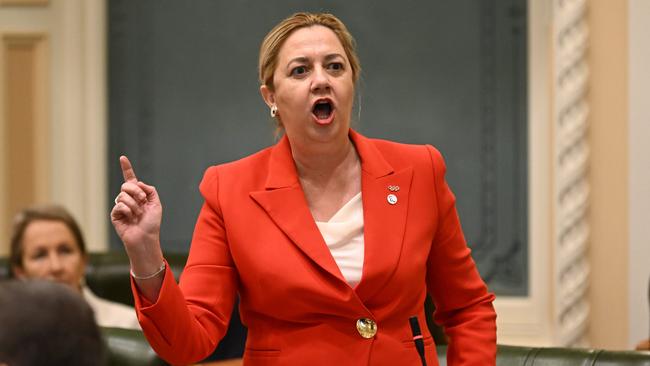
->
[587, 0, 630, 349]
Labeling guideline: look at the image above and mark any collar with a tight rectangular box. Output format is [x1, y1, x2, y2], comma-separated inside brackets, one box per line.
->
[264, 128, 394, 189]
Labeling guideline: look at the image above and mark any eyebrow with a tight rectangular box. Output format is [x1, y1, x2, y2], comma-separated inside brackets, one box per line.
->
[286, 53, 345, 68]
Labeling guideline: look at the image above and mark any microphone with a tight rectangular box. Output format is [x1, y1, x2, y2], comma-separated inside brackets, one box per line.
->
[409, 316, 427, 366]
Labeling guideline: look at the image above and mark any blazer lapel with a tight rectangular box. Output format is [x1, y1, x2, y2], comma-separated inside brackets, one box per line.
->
[249, 130, 413, 298]
[350, 130, 413, 301]
[249, 136, 345, 283]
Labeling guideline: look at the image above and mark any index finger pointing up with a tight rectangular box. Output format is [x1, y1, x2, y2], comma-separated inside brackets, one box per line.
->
[119, 155, 138, 183]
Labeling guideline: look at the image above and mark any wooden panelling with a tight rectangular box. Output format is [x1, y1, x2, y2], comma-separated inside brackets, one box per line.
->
[0, 33, 49, 254]
[587, 0, 630, 349]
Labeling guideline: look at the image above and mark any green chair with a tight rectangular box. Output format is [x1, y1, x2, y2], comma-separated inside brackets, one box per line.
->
[85, 252, 187, 306]
[434, 345, 650, 366]
[102, 327, 167, 366]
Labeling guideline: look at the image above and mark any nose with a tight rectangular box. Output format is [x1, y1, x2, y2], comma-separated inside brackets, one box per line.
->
[47, 252, 64, 274]
[311, 66, 331, 93]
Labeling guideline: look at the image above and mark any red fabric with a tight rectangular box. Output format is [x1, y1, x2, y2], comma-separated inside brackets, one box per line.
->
[133, 129, 496, 366]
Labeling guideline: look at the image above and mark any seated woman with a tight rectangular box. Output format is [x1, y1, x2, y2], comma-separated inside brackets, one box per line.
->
[8, 204, 140, 330]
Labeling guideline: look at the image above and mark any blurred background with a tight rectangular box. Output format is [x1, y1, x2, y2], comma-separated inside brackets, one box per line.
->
[0, 0, 647, 351]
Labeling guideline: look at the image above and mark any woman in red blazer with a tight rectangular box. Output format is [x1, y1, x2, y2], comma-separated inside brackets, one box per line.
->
[112, 12, 496, 366]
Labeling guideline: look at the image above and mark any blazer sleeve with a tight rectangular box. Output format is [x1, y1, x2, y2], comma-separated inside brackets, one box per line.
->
[132, 166, 239, 365]
[425, 145, 497, 366]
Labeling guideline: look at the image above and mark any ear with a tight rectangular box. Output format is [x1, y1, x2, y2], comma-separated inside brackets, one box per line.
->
[260, 84, 276, 108]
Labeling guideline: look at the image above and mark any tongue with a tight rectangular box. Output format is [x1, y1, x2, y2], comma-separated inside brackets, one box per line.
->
[315, 110, 329, 120]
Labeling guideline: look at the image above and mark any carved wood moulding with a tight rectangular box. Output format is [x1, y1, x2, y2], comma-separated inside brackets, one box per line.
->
[553, 0, 590, 347]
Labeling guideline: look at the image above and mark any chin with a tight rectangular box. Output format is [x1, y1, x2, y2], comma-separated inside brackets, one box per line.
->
[311, 121, 346, 137]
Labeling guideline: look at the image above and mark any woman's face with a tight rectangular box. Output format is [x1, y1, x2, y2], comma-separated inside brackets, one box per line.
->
[261, 25, 355, 148]
[13, 220, 86, 292]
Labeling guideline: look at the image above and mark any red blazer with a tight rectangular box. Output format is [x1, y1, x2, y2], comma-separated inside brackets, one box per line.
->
[133, 129, 496, 366]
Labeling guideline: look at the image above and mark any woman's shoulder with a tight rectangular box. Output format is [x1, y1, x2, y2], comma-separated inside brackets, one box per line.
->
[364, 135, 444, 168]
[197, 143, 282, 206]
[200, 144, 276, 185]
[368, 136, 434, 152]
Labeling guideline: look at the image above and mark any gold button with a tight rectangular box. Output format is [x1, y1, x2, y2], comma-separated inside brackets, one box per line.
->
[356, 318, 377, 338]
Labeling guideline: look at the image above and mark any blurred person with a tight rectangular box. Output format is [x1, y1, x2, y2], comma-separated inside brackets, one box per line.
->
[9, 204, 140, 330]
[0, 279, 106, 366]
[112, 12, 496, 366]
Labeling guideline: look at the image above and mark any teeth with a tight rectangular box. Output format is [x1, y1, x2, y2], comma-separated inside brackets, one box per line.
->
[313, 101, 332, 119]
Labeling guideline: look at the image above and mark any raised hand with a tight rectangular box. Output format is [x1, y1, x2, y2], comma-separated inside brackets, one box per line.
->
[111, 156, 165, 297]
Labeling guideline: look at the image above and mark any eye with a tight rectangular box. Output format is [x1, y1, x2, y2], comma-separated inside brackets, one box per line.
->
[328, 62, 344, 71]
[29, 249, 48, 260]
[290, 65, 308, 77]
[57, 243, 77, 255]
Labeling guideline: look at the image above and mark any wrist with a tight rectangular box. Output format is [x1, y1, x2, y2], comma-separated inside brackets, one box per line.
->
[130, 261, 165, 280]
[127, 250, 165, 279]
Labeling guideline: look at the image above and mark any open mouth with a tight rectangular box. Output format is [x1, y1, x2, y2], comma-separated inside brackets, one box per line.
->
[312, 99, 334, 123]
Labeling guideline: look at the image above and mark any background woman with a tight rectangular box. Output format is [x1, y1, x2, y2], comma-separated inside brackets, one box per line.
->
[10, 204, 140, 330]
[112, 12, 496, 365]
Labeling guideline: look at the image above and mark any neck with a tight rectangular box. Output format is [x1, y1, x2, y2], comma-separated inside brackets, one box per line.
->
[289, 131, 361, 221]
[292, 134, 358, 184]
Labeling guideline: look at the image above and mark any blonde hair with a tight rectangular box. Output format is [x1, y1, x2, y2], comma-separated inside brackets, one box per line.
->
[258, 12, 361, 91]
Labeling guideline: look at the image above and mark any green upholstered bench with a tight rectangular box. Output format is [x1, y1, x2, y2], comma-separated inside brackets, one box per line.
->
[84, 252, 187, 306]
[102, 327, 167, 366]
[435, 345, 650, 366]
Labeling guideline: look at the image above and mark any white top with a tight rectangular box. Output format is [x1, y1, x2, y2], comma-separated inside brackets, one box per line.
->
[82, 286, 141, 330]
[315, 192, 365, 287]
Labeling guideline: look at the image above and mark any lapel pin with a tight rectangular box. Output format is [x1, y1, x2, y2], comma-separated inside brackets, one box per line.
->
[387, 194, 398, 205]
[388, 185, 400, 192]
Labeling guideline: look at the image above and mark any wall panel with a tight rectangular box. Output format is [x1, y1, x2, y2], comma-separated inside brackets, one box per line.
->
[0, 33, 49, 255]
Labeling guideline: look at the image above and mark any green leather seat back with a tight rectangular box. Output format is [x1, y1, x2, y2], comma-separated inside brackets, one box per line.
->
[527, 347, 599, 366]
[101, 327, 167, 366]
[436, 345, 650, 366]
[595, 350, 650, 366]
[496, 345, 537, 366]
[85, 252, 187, 306]
[436, 345, 537, 365]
